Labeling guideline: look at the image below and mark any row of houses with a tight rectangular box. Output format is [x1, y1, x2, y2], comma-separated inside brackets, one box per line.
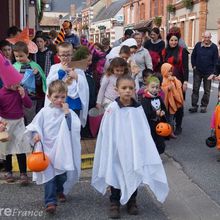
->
[80, 0, 220, 47]
[1, 0, 220, 49]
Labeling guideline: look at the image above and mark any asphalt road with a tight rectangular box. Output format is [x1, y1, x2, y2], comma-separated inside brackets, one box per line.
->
[166, 73, 220, 206]
[0, 177, 168, 219]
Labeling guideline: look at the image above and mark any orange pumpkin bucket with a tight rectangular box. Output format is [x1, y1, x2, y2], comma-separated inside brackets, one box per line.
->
[27, 141, 50, 172]
[156, 122, 172, 137]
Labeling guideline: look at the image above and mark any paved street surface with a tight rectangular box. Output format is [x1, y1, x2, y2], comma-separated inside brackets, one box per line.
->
[1, 72, 220, 219]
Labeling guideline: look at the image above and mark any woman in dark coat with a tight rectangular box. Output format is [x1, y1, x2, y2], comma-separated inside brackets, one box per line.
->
[144, 27, 165, 72]
[161, 32, 189, 135]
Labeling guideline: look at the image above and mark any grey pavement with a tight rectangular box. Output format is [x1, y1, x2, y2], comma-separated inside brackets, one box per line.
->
[0, 171, 167, 220]
[1, 152, 220, 219]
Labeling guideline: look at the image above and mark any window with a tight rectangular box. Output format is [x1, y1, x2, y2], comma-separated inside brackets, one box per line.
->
[154, 0, 159, 16]
[180, 21, 185, 39]
[188, 19, 195, 47]
[140, 3, 145, 20]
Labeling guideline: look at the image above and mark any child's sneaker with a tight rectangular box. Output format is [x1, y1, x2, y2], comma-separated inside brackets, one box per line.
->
[4, 172, 15, 183]
[109, 202, 120, 219]
[45, 204, 56, 214]
[20, 173, 29, 186]
[57, 192, 66, 203]
[127, 199, 138, 215]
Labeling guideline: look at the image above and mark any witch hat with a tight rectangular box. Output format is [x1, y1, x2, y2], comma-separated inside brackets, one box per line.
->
[6, 27, 38, 54]
[0, 53, 23, 87]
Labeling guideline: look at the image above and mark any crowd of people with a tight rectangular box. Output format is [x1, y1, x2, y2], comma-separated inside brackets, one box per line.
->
[0, 20, 219, 218]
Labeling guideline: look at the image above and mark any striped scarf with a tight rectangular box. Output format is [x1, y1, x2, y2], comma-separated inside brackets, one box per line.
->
[54, 28, 65, 45]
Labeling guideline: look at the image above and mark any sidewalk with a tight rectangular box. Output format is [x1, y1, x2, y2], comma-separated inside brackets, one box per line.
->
[80, 154, 220, 220]
[2, 141, 220, 219]
[80, 141, 220, 220]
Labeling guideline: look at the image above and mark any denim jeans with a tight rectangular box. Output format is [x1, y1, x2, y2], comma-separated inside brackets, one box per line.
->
[110, 186, 138, 205]
[44, 173, 67, 207]
[191, 69, 212, 108]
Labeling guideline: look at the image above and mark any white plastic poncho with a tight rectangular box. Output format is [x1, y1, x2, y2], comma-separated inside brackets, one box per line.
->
[46, 63, 89, 127]
[104, 38, 138, 70]
[25, 105, 81, 194]
[92, 101, 169, 204]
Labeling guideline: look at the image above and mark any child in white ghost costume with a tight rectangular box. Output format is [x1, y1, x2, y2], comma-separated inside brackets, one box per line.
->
[92, 75, 169, 219]
[46, 42, 89, 127]
[25, 80, 81, 214]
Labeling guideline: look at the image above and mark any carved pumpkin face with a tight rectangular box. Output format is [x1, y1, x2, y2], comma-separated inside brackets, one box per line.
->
[156, 122, 172, 137]
[27, 152, 50, 172]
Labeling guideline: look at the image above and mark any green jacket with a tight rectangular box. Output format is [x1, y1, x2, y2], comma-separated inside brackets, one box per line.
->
[13, 61, 47, 93]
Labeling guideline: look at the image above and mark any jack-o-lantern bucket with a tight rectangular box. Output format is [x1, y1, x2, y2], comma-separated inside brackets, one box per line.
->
[27, 141, 50, 172]
[156, 122, 172, 137]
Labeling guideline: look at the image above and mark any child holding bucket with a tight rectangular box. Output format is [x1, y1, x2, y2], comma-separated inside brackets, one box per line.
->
[25, 80, 81, 214]
[141, 75, 168, 154]
[0, 53, 32, 185]
[92, 75, 169, 219]
[161, 63, 184, 138]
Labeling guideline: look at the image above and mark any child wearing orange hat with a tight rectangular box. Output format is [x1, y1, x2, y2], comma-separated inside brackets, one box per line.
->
[0, 53, 32, 185]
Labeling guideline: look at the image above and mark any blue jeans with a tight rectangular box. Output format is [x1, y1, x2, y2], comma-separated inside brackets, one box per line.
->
[44, 173, 67, 207]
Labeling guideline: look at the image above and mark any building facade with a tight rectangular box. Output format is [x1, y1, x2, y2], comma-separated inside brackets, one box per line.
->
[169, 0, 220, 49]
[123, 0, 169, 38]
[90, 0, 127, 44]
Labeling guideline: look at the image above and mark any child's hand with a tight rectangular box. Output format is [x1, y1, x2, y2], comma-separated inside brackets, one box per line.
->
[168, 75, 174, 81]
[168, 84, 173, 90]
[160, 110, 165, 117]
[156, 110, 161, 116]
[33, 68, 39, 75]
[17, 86, 25, 98]
[68, 69, 78, 80]
[96, 103, 102, 110]
[62, 103, 70, 115]
[33, 133, 41, 143]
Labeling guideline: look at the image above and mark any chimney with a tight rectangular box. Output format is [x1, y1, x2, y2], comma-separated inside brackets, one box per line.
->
[106, 0, 112, 8]
[70, 4, 76, 18]
[86, 0, 92, 6]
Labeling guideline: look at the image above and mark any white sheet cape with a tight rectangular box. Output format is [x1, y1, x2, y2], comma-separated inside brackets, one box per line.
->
[25, 105, 81, 195]
[46, 63, 89, 127]
[92, 101, 169, 204]
[104, 38, 138, 71]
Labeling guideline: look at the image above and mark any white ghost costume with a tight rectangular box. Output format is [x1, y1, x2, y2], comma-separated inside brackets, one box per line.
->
[25, 105, 81, 194]
[104, 38, 138, 70]
[46, 63, 89, 127]
[92, 100, 169, 204]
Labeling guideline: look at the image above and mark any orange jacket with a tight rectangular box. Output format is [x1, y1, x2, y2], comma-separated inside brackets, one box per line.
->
[161, 63, 184, 114]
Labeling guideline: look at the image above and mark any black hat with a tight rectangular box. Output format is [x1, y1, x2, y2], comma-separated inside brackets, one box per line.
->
[124, 29, 134, 37]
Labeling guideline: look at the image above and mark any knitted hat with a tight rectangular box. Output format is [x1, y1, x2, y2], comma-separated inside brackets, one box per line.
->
[0, 53, 23, 86]
[6, 28, 38, 54]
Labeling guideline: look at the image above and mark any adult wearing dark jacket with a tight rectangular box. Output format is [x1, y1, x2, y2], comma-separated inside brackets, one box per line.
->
[189, 32, 218, 113]
[162, 32, 189, 135]
[144, 27, 165, 72]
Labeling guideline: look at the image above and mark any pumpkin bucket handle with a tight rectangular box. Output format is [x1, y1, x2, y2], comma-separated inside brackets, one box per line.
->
[31, 140, 46, 160]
